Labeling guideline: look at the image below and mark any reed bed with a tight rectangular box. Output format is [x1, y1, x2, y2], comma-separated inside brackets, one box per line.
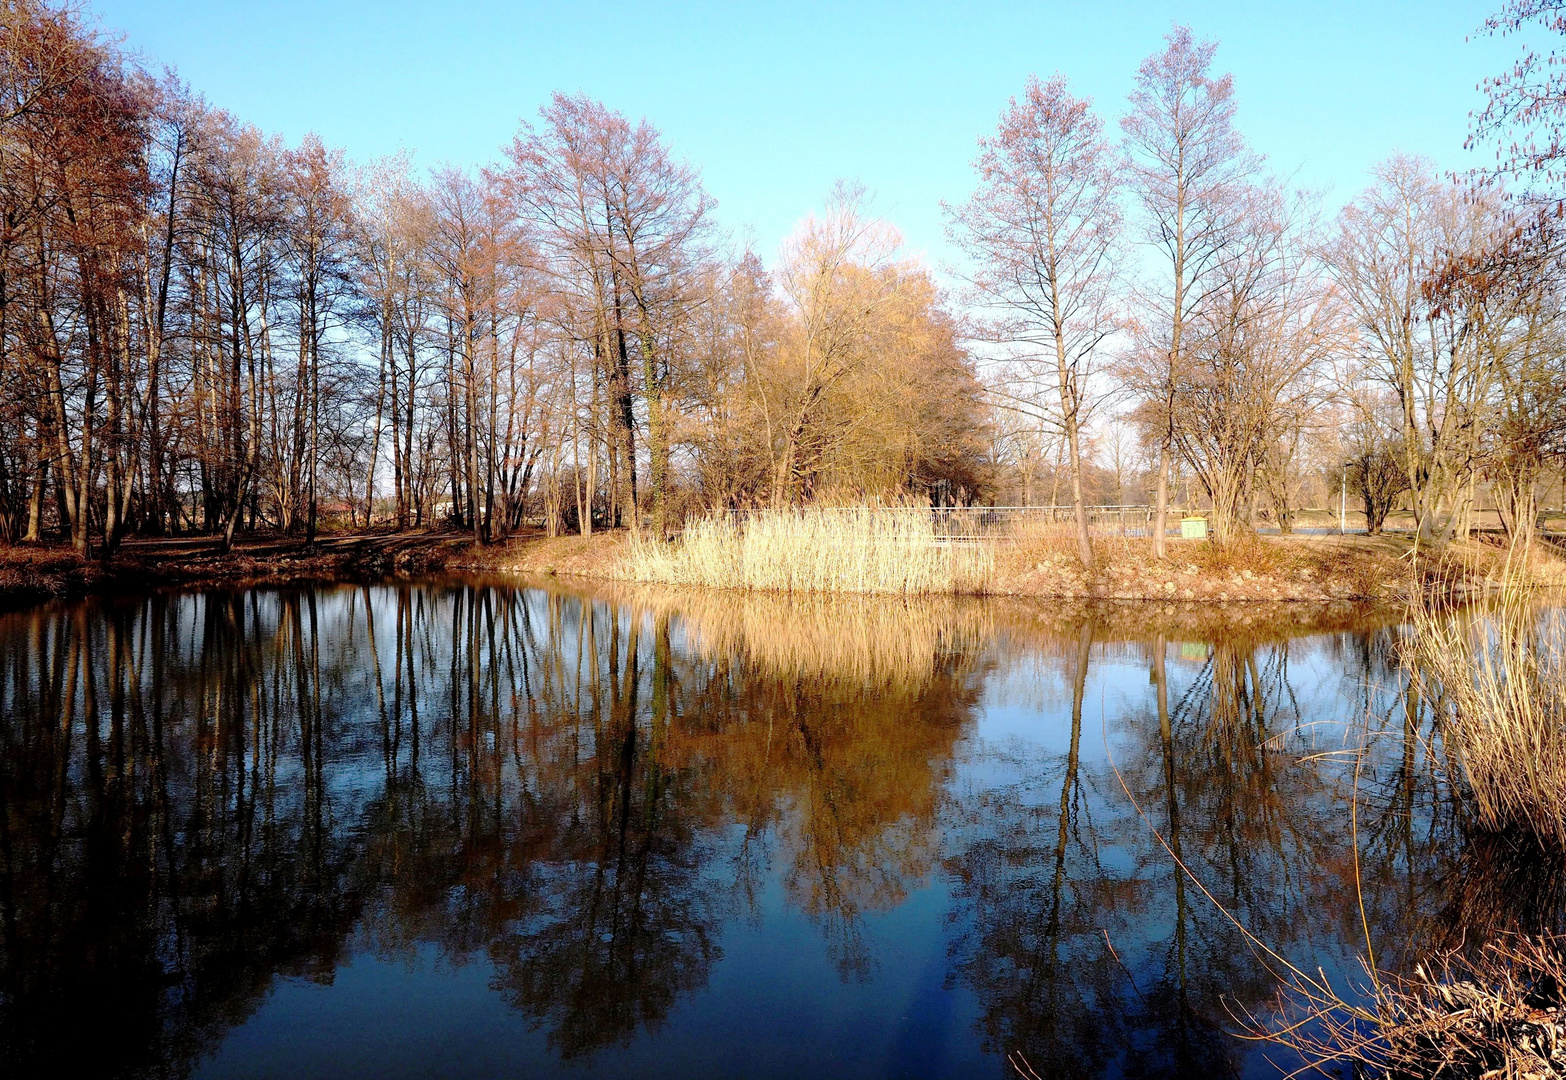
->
[1410, 587, 1566, 850]
[623, 508, 994, 595]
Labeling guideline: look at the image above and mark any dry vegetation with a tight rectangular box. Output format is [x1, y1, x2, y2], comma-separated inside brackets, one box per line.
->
[6, 519, 1559, 610]
[0, 546, 109, 607]
[995, 524, 1566, 602]
[1254, 936, 1566, 1080]
[0, 532, 468, 607]
[481, 502, 1566, 605]
[621, 509, 994, 595]
[449, 528, 632, 578]
[1411, 590, 1566, 850]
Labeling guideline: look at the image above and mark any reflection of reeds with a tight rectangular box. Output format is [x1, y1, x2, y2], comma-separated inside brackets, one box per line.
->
[1411, 588, 1566, 850]
[624, 585, 995, 691]
[1436, 829, 1566, 944]
[622, 509, 994, 595]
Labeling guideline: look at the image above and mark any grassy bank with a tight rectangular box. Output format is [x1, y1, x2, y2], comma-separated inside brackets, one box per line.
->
[538, 512, 1563, 603]
[994, 524, 1566, 603]
[0, 546, 114, 607]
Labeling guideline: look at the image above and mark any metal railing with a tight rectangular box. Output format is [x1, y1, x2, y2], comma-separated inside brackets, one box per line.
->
[712, 505, 1178, 540]
[701, 504, 1566, 541]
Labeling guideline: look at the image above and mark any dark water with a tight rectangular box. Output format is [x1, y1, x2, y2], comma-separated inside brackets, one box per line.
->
[0, 580, 1500, 1078]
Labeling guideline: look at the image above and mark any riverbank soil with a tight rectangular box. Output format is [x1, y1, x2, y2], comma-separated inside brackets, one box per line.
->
[0, 530, 474, 608]
[445, 529, 631, 578]
[0, 527, 1558, 607]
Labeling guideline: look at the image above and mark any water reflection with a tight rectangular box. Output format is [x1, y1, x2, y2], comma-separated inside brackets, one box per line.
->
[0, 582, 1533, 1079]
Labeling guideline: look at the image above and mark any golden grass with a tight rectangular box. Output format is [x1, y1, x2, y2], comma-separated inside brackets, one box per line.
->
[622, 508, 994, 595]
[0, 544, 106, 605]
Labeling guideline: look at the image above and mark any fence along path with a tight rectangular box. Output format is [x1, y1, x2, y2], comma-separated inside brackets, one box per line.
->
[705, 504, 1566, 541]
[713, 505, 1166, 540]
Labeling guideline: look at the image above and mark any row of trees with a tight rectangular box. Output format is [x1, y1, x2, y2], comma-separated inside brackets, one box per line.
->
[951, 25, 1566, 565]
[0, 1, 986, 556]
[1, 1, 1562, 560]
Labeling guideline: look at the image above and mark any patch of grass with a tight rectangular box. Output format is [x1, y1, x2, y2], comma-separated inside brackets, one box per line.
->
[451, 529, 628, 577]
[1187, 534, 1294, 577]
[0, 544, 104, 606]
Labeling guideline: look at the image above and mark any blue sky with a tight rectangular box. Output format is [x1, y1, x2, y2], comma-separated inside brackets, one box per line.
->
[92, 1, 1521, 272]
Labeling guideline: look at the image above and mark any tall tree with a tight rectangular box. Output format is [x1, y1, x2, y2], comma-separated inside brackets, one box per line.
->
[1332, 157, 1501, 547]
[1120, 25, 1257, 558]
[505, 94, 711, 537]
[281, 134, 354, 547]
[949, 73, 1120, 567]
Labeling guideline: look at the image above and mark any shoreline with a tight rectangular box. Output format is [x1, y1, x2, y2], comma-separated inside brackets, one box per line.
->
[445, 528, 1565, 605]
[0, 527, 1559, 612]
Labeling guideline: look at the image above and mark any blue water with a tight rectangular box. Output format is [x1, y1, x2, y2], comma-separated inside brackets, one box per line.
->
[0, 581, 1463, 1079]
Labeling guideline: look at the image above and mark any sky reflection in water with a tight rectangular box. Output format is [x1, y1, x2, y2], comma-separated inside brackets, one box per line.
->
[0, 580, 1486, 1078]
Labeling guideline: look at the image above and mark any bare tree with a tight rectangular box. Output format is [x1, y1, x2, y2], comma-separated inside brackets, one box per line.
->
[1169, 183, 1337, 541]
[1120, 25, 1258, 557]
[1428, 204, 1566, 549]
[948, 73, 1120, 567]
[281, 134, 355, 547]
[1332, 157, 1504, 547]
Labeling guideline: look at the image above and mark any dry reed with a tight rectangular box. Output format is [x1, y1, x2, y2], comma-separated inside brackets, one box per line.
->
[1248, 935, 1566, 1079]
[1410, 588, 1566, 850]
[623, 508, 994, 595]
[1234, 580, 1566, 1078]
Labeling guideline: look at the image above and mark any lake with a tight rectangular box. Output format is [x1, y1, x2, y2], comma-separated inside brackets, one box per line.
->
[0, 579, 1511, 1078]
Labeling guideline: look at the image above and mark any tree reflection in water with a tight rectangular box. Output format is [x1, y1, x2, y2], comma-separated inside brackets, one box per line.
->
[940, 607, 1544, 1080]
[0, 583, 1540, 1079]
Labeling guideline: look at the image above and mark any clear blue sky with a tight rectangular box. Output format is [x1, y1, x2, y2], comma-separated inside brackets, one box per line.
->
[91, 1, 1521, 273]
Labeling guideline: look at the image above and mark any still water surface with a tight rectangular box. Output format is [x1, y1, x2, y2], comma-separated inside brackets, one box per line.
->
[0, 580, 1496, 1078]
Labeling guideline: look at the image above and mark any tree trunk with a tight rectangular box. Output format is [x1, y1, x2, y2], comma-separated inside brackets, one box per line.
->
[1152, 438, 1169, 560]
[637, 327, 669, 539]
